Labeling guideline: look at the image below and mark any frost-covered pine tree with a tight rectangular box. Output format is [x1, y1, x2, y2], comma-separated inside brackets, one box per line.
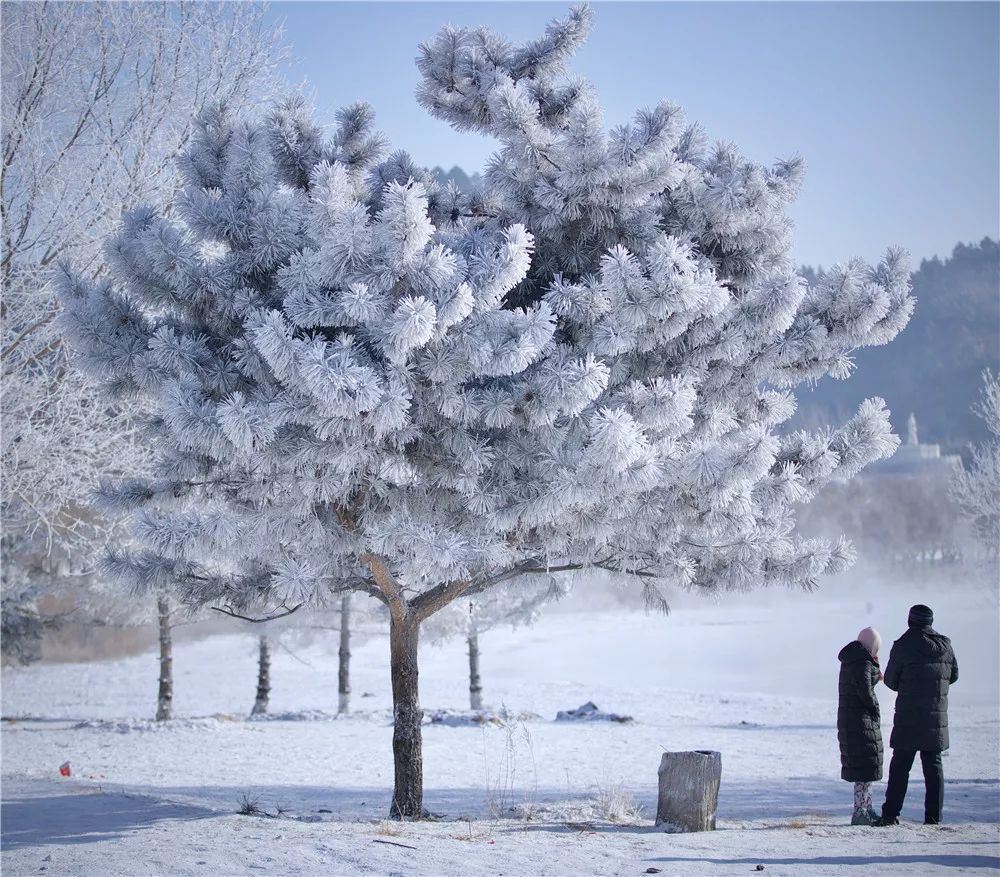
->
[60, 7, 912, 818]
[951, 371, 1000, 574]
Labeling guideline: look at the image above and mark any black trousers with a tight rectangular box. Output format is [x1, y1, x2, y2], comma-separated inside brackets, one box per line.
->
[881, 748, 944, 823]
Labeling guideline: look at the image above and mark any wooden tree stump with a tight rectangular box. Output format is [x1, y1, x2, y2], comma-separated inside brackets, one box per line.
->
[656, 750, 721, 831]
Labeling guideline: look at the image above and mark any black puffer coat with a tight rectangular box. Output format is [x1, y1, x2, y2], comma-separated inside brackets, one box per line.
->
[884, 626, 958, 751]
[837, 640, 884, 782]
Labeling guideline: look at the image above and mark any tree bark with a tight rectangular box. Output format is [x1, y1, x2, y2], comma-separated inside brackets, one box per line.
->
[155, 596, 173, 722]
[656, 750, 722, 832]
[338, 593, 351, 715]
[388, 612, 422, 819]
[251, 634, 270, 716]
[467, 620, 483, 712]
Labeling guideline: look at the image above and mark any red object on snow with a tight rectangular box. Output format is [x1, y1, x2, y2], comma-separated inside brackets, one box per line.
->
[59, 762, 71, 777]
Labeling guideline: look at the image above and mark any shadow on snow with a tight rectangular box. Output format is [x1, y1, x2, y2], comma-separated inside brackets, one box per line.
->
[1, 782, 216, 851]
[649, 854, 1000, 870]
[3, 773, 997, 853]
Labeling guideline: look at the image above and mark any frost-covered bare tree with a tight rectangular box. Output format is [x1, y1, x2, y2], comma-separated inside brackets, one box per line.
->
[1, 1, 285, 572]
[60, 6, 912, 817]
[951, 371, 1000, 573]
[1, 1, 285, 676]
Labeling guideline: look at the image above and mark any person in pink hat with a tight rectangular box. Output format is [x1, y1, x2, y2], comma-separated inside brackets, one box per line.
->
[838, 626, 884, 825]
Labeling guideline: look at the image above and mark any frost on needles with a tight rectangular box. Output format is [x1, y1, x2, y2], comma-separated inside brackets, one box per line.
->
[58, 4, 913, 817]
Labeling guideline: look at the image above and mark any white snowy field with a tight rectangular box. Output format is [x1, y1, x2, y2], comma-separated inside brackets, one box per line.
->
[2, 577, 999, 876]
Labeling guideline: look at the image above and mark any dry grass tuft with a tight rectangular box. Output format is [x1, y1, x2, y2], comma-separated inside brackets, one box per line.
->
[374, 821, 404, 837]
[593, 780, 645, 823]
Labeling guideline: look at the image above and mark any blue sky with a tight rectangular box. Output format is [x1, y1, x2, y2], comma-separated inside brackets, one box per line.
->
[268, 2, 999, 269]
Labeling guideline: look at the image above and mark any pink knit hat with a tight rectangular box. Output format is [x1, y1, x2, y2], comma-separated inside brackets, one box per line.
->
[857, 626, 881, 657]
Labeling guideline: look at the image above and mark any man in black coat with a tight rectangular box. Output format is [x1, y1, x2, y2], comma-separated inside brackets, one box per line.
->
[875, 604, 959, 826]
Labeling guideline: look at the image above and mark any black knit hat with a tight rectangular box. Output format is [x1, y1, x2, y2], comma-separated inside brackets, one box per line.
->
[908, 604, 934, 628]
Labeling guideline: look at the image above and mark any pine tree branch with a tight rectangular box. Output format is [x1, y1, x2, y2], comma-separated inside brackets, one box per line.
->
[593, 560, 660, 579]
[411, 578, 473, 622]
[358, 552, 406, 617]
[210, 603, 304, 624]
[332, 579, 389, 606]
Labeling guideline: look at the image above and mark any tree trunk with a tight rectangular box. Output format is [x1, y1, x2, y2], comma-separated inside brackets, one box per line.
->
[388, 612, 422, 819]
[251, 634, 270, 716]
[155, 596, 173, 722]
[467, 622, 483, 712]
[338, 594, 351, 715]
[656, 750, 722, 832]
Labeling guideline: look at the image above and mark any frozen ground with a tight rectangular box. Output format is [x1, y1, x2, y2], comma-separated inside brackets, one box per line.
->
[2, 578, 998, 875]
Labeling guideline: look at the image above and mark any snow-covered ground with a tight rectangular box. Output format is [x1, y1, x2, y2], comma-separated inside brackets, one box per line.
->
[3, 578, 999, 875]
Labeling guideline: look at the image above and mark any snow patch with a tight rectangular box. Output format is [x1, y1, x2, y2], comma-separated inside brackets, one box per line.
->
[555, 701, 635, 723]
[72, 717, 231, 733]
[425, 708, 541, 727]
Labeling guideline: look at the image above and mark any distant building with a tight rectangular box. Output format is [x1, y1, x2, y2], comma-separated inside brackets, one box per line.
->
[872, 413, 963, 476]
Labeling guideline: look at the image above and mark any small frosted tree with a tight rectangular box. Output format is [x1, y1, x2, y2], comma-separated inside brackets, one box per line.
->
[425, 578, 567, 711]
[951, 371, 1000, 573]
[0, 570, 51, 665]
[60, 7, 912, 818]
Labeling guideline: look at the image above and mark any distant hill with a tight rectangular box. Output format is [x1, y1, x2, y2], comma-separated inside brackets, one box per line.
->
[431, 165, 482, 192]
[795, 237, 999, 446]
